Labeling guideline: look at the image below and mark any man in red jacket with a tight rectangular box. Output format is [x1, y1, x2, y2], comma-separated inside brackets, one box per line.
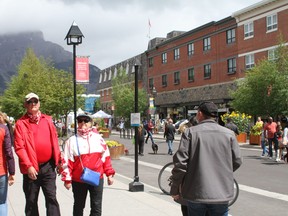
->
[14, 93, 61, 216]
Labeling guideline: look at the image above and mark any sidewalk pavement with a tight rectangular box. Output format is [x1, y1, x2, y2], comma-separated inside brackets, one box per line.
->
[8, 156, 180, 216]
[7, 129, 253, 216]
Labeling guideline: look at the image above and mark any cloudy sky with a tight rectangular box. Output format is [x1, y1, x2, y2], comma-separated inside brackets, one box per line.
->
[0, 0, 261, 69]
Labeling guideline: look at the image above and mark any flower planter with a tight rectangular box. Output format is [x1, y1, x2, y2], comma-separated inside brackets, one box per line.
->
[236, 133, 247, 143]
[108, 144, 125, 160]
[249, 134, 261, 145]
[101, 131, 110, 138]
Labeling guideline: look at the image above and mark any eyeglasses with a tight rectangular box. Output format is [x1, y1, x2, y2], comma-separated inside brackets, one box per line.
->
[27, 100, 39, 104]
[77, 118, 90, 123]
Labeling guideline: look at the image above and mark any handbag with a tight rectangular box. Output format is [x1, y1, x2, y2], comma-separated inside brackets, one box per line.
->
[76, 135, 101, 186]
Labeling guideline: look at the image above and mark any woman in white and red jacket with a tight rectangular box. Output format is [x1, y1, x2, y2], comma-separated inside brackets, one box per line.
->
[61, 114, 115, 216]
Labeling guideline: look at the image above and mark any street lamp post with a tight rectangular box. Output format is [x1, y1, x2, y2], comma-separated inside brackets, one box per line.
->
[65, 21, 84, 135]
[129, 60, 144, 192]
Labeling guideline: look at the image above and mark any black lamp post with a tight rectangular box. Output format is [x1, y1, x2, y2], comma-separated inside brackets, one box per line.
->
[129, 59, 144, 192]
[65, 21, 84, 135]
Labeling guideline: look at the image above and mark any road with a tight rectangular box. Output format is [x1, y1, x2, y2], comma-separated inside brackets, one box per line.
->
[107, 132, 288, 216]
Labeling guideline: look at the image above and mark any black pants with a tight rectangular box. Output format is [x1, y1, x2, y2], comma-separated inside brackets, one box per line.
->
[72, 178, 104, 216]
[23, 161, 60, 216]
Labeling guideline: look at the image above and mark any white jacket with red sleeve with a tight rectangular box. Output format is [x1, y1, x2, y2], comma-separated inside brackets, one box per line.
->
[61, 131, 115, 184]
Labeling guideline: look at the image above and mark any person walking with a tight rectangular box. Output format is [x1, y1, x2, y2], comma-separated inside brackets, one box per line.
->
[170, 101, 242, 216]
[225, 117, 239, 135]
[164, 118, 176, 155]
[61, 114, 115, 216]
[144, 119, 155, 145]
[138, 124, 146, 156]
[264, 117, 278, 160]
[14, 93, 61, 216]
[0, 122, 15, 216]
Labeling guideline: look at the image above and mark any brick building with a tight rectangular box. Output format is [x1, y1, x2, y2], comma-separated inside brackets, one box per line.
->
[97, 0, 288, 122]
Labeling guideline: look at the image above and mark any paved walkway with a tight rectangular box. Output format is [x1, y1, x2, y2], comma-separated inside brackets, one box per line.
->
[7, 129, 252, 216]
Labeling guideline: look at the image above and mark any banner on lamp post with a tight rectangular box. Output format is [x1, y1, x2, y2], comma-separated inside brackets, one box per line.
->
[76, 56, 89, 83]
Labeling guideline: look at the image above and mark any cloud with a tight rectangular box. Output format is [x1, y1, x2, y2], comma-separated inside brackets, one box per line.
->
[0, 0, 261, 69]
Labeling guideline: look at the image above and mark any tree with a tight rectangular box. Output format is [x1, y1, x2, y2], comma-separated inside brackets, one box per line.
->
[0, 48, 85, 120]
[112, 69, 148, 121]
[230, 40, 288, 117]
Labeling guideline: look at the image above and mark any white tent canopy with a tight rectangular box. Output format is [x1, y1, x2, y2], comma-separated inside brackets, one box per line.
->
[92, 110, 112, 118]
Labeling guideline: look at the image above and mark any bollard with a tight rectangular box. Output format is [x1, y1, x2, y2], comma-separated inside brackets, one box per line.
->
[127, 129, 130, 139]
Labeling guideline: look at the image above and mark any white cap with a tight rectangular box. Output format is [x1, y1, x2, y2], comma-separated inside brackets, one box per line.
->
[25, 93, 39, 102]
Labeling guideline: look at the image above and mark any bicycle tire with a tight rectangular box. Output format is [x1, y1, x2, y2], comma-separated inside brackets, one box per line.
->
[228, 178, 239, 207]
[158, 162, 174, 195]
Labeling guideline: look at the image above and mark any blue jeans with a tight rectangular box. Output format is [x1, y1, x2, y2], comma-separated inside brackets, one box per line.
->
[261, 140, 267, 156]
[0, 174, 8, 216]
[167, 139, 173, 153]
[187, 201, 228, 216]
[145, 131, 155, 144]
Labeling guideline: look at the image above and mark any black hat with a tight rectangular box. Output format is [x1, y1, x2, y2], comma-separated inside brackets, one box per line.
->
[198, 101, 218, 117]
[76, 114, 92, 121]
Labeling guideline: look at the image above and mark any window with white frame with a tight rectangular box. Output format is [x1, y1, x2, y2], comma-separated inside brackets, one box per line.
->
[174, 71, 180, 84]
[226, 29, 236, 44]
[187, 43, 194, 56]
[188, 67, 194, 82]
[267, 14, 277, 31]
[162, 75, 167, 87]
[104, 71, 107, 81]
[227, 58, 236, 73]
[203, 37, 211, 51]
[268, 49, 277, 61]
[108, 69, 112, 80]
[162, 52, 167, 64]
[204, 64, 211, 79]
[114, 67, 117, 77]
[99, 73, 102, 83]
[174, 48, 180, 60]
[244, 22, 254, 38]
[245, 54, 254, 69]
[126, 63, 129, 74]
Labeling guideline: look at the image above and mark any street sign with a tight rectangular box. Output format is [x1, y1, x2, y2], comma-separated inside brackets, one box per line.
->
[131, 113, 140, 127]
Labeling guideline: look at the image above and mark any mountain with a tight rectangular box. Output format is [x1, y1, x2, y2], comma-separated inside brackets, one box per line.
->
[0, 31, 100, 94]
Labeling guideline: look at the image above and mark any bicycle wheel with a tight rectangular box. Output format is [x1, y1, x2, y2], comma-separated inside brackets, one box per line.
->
[158, 162, 174, 195]
[228, 178, 239, 207]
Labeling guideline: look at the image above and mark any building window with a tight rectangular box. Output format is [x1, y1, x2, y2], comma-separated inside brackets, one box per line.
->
[162, 75, 167, 87]
[226, 29, 236, 44]
[245, 54, 254, 69]
[149, 78, 154, 89]
[203, 37, 211, 51]
[174, 71, 180, 85]
[244, 22, 254, 38]
[227, 58, 236, 74]
[267, 14, 277, 31]
[187, 43, 194, 56]
[188, 67, 194, 82]
[108, 70, 112, 80]
[204, 64, 211, 79]
[148, 57, 153, 67]
[162, 52, 167, 64]
[268, 49, 277, 61]
[174, 48, 180, 60]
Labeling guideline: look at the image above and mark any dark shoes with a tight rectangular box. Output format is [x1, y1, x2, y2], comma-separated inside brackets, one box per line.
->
[168, 150, 173, 155]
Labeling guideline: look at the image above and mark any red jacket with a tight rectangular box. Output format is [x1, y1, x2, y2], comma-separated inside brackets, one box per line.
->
[14, 114, 61, 174]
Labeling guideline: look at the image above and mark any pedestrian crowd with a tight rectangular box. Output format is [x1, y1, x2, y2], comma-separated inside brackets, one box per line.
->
[1, 92, 287, 216]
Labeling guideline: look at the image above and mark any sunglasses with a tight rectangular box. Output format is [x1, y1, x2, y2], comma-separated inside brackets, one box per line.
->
[27, 100, 39, 104]
[77, 118, 90, 123]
